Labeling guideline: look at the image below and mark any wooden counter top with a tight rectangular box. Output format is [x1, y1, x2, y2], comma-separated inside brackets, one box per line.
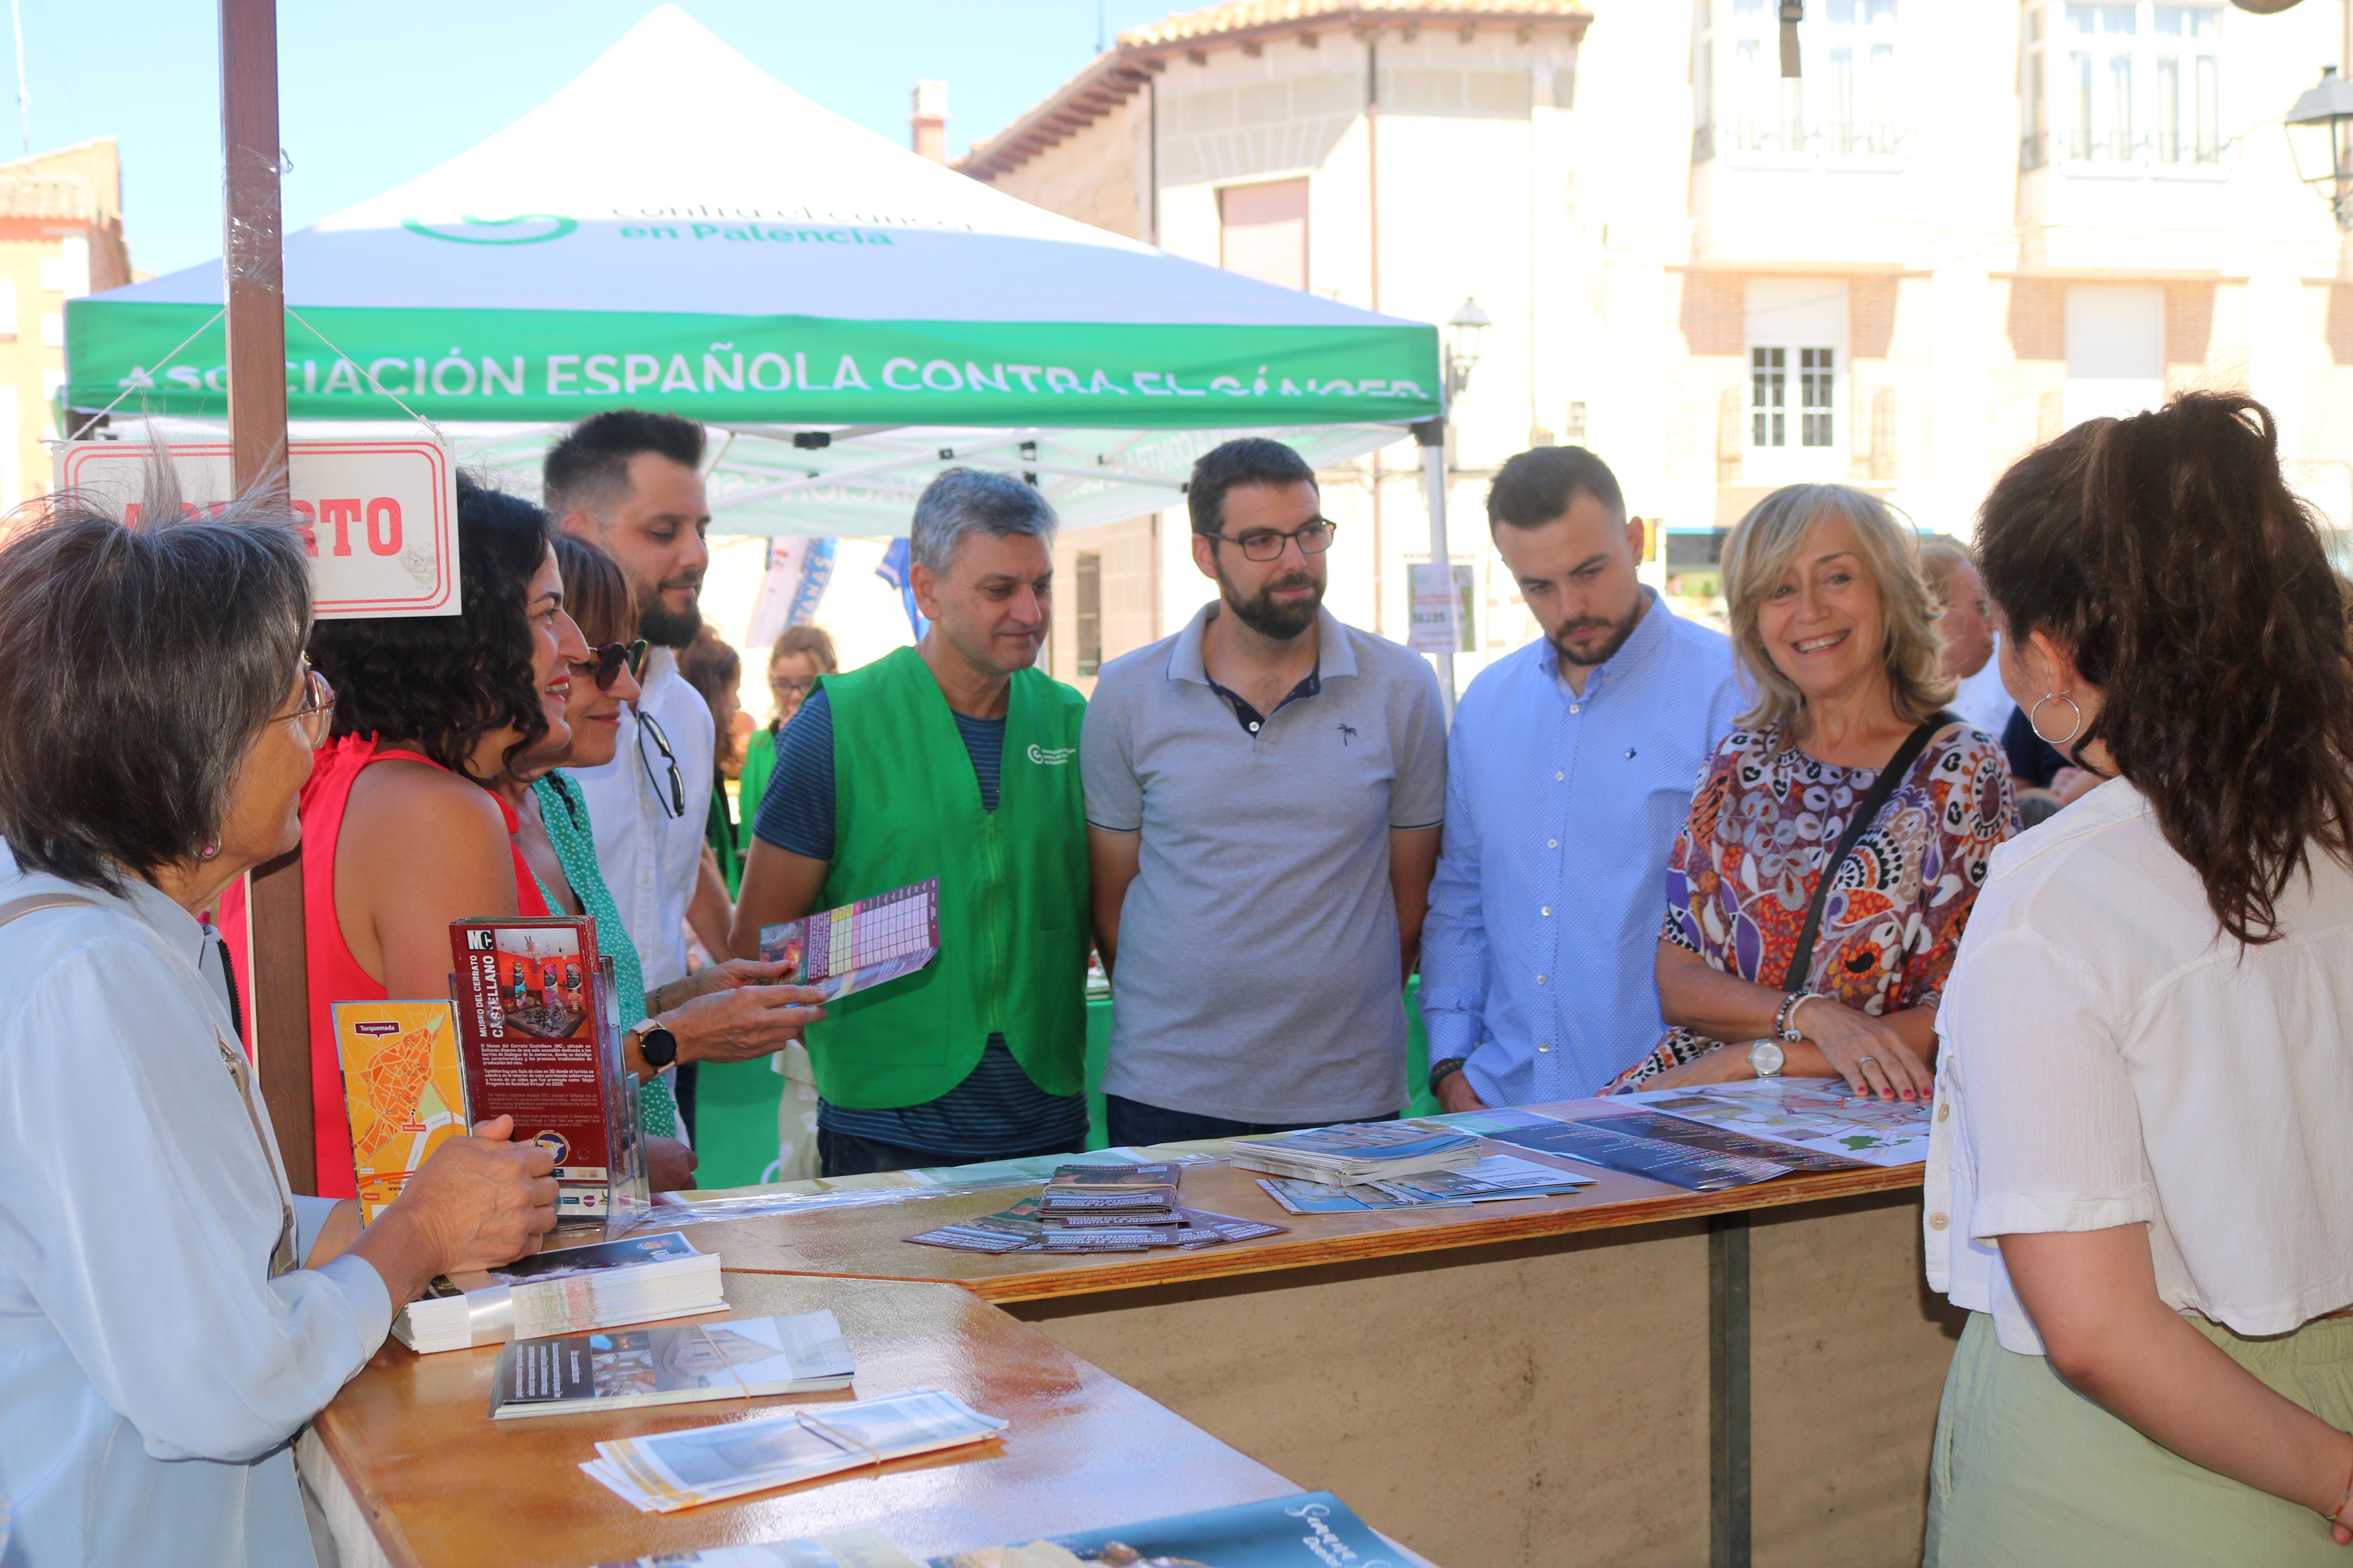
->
[310, 1271, 1296, 1567]
[659, 1101, 1926, 1305]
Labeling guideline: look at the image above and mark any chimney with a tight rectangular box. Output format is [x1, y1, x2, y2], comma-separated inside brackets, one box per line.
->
[911, 80, 949, 162]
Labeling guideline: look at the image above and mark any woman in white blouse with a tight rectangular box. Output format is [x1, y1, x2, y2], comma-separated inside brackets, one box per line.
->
[1926, 392, 2353, 1562]
[0, 495, 558, 1566]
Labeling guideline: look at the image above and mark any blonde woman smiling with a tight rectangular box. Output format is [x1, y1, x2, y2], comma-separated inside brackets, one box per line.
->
[1607, 483, 2015, 1097]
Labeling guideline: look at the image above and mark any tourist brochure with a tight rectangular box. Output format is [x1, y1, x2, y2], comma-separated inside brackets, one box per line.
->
[1489, 1116, 1793, 1191]
[1255, 1154, 1592, 1215]
[1584, 1107, 1871, 1173]
[582, 1387, 1009, 1513]
[488, 1309, 853, 1420]
[934, 1489, 1397, 1568]
[446, 916, 648, 1229]
[1613, 1079, 1934, 1167]
[594, 1488, 1397, 1568]
[330, 999, 470, 1223]
[1226, 1122, 1481, 1186]
[1036, 1161, 1181, 1217]
[906, 1199, 1284, 1254]
[393, 1231, 723, 1353]
[759, 877, 941, 1001]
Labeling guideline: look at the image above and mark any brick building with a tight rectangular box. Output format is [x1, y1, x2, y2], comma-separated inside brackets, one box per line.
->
[961, 0, 2353, 687]
[0, 140, 133, 513]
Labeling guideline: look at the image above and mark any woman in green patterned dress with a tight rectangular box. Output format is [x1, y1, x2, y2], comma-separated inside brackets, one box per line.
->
[500, 534, 826, 1190]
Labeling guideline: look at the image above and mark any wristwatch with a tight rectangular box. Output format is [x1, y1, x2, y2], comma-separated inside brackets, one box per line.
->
[1747, 1039, 1786, 1079]
[632, 1022, 679, 1071]
[1427, 1056, 1470, 1096]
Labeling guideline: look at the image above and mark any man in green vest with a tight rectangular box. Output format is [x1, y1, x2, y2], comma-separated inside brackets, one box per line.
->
[729, 469, 1089, 1176]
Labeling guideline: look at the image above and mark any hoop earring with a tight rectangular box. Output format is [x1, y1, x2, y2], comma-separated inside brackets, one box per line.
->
[198, 842, 221, 861]
[2028, 693, 2083, 747]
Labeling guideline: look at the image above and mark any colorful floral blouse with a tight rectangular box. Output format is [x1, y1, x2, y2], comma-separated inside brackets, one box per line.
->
[1603, 719, 2017, 1092]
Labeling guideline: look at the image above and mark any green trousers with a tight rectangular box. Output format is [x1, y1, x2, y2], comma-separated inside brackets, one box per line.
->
[1928, 1310, 2353, 1566]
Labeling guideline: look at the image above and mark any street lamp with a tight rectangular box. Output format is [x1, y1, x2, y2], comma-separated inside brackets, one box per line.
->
[2285, 65, 2353, 230]
[1443, 297, 1489, 401]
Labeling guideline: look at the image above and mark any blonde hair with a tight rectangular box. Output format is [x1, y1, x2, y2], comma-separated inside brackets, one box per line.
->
[1722, 483, 1954, 736]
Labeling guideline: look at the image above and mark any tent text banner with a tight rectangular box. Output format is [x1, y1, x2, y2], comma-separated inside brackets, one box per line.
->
[59, 438, 460, 618]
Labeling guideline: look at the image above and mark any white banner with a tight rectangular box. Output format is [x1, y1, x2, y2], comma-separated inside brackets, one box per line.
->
[58, 438, 460, 618]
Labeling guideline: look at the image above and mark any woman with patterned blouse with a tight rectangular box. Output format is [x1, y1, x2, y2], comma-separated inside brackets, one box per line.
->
[1606, 484, 2017, 1098]
[501, 534, 826, 1190]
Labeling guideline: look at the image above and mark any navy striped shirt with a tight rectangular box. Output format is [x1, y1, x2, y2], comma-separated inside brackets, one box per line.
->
[753, 688, 1087, 1158]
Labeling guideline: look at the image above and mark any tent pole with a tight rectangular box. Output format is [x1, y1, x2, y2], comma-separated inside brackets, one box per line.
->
[1414, 416, 1455, 720]
[221, 0, 314, 1194]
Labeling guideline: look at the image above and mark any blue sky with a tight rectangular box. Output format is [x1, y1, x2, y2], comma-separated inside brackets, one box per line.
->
[15, 1, 1180, 278]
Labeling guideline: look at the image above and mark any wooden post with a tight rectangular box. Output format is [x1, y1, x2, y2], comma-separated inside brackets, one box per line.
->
[221, 0, 314, 1194]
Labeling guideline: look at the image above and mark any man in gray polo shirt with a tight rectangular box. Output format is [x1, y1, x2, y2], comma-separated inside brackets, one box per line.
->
[1083, 438, 1446, 1146]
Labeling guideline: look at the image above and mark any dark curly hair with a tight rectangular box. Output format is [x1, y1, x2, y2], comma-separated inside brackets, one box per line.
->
[308, 477, 553, 785]
[1976, 392, 2353, 944]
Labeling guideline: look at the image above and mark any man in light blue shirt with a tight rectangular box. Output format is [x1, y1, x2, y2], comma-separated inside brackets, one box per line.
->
[1421, 447, 1742, 1108]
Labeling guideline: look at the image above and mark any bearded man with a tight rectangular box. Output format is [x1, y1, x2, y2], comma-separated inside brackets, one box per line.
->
[1419, 446, 1742, 1108]
[1080, 438, 1446, 1144]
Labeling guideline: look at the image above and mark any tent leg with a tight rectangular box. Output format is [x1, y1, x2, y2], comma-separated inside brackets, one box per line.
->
[1414, 418, 1456, 719]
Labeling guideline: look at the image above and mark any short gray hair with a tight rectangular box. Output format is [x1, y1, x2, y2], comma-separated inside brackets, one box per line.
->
[910, 468, 1057, 574]
[0, 489, 311, 890]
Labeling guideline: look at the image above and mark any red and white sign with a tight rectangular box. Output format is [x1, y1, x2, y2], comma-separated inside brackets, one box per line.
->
[58, 438, 460, 618]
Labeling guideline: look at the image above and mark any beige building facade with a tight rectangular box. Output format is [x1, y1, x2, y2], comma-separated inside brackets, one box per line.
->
[0, 140, 133, 514]
[963, 0, 2353, 689]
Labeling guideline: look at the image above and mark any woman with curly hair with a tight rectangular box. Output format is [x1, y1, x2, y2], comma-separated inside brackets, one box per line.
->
[1925, 394, 2353, 1562]
[293, 478, 585, 1197]
[1605, 483, 2016, 1097]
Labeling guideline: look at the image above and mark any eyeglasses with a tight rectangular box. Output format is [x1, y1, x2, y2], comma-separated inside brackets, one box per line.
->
[771, 675, 817, 697]
[1206, 518, 1339, 562]
[276, 659, 336, 751]
[577, 639, 650, 692]
[636, 709, 686, 820]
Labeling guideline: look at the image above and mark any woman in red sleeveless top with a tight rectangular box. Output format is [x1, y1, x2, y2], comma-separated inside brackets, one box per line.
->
[294, 482, 588, 1198]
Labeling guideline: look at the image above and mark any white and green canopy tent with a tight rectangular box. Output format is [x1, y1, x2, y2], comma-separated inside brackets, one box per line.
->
[64, 4, 1442, 536]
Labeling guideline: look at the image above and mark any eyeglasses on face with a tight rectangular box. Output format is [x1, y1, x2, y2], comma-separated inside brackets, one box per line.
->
[276, 658, 336, 751]
[576, 639, 650, 692]
[1206, 518, 1339, 562]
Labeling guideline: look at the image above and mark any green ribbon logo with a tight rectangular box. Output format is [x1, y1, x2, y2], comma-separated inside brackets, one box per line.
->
[400, 213, 578, 246]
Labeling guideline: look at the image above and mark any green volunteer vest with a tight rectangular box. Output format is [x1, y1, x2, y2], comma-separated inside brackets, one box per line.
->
[808, 645, 1088, 1109]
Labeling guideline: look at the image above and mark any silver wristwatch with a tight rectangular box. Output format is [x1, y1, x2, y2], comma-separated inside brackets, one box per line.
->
[1747, 1039, 1786, 1079]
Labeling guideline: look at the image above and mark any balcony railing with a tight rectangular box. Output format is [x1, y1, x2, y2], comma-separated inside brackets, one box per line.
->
[1695, 118, 1910, 165]
[2017, 130, 2226, 175]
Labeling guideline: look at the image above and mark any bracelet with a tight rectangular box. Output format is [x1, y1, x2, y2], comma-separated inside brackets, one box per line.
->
[1774, 991, 1821, 1043]
[2329, 1448, 2353, 1525]
[1427, 1057, 1470, 1096]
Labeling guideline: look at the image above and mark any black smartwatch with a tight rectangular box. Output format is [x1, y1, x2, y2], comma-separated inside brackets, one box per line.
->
[636, 1022, 679, 1070]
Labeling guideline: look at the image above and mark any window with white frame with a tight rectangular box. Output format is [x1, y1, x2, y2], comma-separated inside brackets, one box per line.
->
[1706, 0, 1900, 161]
[2055, 2, 2221, 169]
[1746, 279, 1849, 463]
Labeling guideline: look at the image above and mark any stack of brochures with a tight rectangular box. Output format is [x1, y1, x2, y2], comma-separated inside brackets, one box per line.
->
[906, 1194, 1286, 1254]
[489, 1309, 854, 1420]
[1226, 1121, 1482, 1187]
[582, 1388, 1008, 1512]
[1030, 1161, 1189, 1250]
[393, 1231, 724, 1354]
[591, 1488, 1396, 1567]
[1257, 1151, 1594, 1215]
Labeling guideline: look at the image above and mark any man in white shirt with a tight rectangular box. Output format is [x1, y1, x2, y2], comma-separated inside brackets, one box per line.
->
[1921, 539, 2012, 738]
[546, 412, 737, 1128]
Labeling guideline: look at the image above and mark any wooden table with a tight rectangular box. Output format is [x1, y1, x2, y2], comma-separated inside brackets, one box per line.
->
[301, 1271, 1298, 1568]
[662, 1102, 1960, 1568]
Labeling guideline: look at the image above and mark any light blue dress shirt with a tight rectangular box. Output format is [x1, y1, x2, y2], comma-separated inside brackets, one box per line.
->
[1421, 592, 1744, 1103]
[0, 844, 392, 1568]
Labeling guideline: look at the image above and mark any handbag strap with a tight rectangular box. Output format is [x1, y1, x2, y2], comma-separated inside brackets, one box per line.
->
[0, 891, 95, 927]
[1777, 712, 1957, 992]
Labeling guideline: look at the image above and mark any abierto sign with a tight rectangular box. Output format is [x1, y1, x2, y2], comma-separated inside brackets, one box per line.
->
[58, 438, 459, 618]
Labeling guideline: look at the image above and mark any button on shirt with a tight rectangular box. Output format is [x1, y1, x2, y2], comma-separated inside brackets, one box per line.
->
[1082, 604, 1447, 1124]
[1420, 592, 1742, 1103]
[571, 646, 716, 996]
[0, 843, 392, 1567]
[1927, 778, 2353, 1354]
